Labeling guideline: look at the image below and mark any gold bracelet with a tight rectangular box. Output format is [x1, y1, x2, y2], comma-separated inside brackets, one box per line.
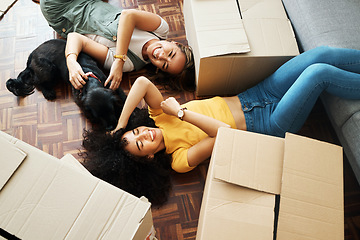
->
[114, 54, 127, 62]
[66, 52, 78, 58]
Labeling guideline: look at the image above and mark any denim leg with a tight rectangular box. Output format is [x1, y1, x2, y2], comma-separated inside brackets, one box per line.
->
[269, 63, 360, 137]
[264, 46, 360, 97]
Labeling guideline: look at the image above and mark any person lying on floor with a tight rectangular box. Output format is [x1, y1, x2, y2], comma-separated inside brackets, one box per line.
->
[81, 46, 360, 204]
[40, 0, 195, 92]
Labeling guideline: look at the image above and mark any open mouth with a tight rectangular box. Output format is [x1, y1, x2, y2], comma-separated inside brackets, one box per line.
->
[149, 129, 155, 141]
[152, 47, 161, 59]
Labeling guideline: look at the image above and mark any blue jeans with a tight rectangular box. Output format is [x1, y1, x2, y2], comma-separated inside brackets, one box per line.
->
[237, 46, 360, 137]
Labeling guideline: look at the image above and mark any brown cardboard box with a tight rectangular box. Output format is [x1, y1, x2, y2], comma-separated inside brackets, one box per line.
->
[196, 128, 344, 240]
[0, 131, 155, 240]
[183, 0, 299, 96]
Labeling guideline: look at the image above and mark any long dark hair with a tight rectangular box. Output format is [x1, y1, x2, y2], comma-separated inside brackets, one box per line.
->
[80, 108, 172, 206]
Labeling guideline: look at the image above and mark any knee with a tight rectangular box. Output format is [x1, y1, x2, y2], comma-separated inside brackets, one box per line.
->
[309, 46, 337, 61]
[302, 63, 336, 79]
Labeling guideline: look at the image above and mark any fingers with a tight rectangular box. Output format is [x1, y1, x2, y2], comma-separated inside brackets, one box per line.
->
[105, 74, 121, 90]
[106, 61, 124, 90]
[162, 97, 177, 105]
[161, 97, 172, 106]
[70, 71, 87, 90]
[104, 76, 111, 89]
[110, 80, 121, 90]
[161, 97, 180, 116]
[67, 57, 88, 90]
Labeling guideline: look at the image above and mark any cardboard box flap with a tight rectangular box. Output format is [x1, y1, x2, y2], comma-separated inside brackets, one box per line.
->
[65, 180, 151, 239]
[238, 0, 289, 19]
[214, 128, 284, 195]
[242, 18, 298, 56]
[202, 183, 276, 239]
[60, 153, 91, 175]
[189, 0, 250, 59]
[104, 196, 151, 239]
[0, 137, 27, 191]
[277, 133, 344, 240]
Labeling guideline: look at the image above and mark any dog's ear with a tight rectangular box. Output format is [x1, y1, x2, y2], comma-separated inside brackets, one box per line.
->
[33, 57, 60, 83]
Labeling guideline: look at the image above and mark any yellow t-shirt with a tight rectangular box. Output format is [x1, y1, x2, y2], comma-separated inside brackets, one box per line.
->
[149, 97, 236, 173]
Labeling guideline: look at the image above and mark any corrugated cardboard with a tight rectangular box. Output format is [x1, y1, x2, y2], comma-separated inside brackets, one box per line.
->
[196, 128, 343, 240]
[0, 131, 155, 240]
[277, 134, 344, 239]
[183, 0, 299, 96]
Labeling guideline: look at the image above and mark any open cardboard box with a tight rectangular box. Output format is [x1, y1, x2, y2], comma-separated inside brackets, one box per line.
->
[0, 131, 155, 240]
[183, 0, 299, 96]
[196, 128, 344, 240]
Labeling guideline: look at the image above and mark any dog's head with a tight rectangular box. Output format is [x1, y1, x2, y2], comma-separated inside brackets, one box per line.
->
[6, 68, 36, 97]
[82, 88, 123, 131]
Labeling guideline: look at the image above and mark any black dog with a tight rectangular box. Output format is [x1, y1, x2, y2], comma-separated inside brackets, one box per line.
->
[6, 39, 126, 131]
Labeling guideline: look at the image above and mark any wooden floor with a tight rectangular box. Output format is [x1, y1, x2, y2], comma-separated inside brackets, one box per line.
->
[1, 0, 360, 239]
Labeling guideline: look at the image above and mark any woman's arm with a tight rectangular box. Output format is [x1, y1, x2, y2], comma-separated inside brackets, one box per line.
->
[105, 9, 163, 90]
[184, 110, 230, 166]
[160, 97, 230, 137]
[187, 137, 216, 167]
[113, 76, 164, 131]
[160, 97, 231, 167]
[65, 32, 108, 89]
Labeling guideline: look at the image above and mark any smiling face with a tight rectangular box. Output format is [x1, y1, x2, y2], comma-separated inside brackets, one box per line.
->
[122, 126, 165, 158]
[146, 40, 186, 75]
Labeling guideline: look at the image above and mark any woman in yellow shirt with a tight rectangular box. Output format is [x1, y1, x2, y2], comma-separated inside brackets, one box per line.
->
[82, 46, 360, 204]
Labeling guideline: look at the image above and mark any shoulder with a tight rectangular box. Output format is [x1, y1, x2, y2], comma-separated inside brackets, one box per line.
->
[151, 16, 169, 38]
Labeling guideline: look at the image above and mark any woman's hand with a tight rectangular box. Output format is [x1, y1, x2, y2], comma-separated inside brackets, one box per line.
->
[161, 97, 181, 116]
[66, 56, 87, 89]
[105, 59, 124, 90]
[111, 123, 125, 134]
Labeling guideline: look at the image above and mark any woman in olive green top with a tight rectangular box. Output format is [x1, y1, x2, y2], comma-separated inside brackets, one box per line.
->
[40, 0, 195, 91]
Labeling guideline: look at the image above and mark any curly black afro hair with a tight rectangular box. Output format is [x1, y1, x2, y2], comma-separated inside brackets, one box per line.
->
[80, 108, 172, 206]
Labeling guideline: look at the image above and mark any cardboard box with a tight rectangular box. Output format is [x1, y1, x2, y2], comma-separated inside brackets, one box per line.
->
[196, 128, 344, 240]
[183, 0, 299, 96]
[0, 131, 155, 240]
